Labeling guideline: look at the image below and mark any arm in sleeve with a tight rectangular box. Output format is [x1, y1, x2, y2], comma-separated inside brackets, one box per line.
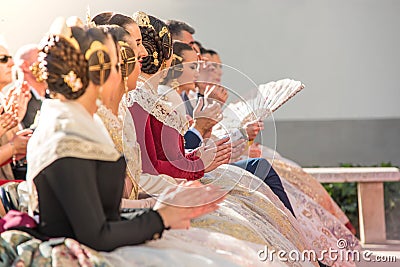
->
[143, 117, 204, 180]
[43, 158, 165, 252]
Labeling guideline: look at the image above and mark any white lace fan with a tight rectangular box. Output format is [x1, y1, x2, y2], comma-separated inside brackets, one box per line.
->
[226, 78, 305, 125]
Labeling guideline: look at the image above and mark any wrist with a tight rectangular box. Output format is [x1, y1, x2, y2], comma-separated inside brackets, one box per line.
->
[192, 121, 206, 138]
[239, 127, 249, 140]
[157, 208, 171, 230]
[9, 140, 16, 155]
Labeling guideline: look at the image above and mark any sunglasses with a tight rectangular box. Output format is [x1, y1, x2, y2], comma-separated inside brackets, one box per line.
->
[0, 55, 12, 64]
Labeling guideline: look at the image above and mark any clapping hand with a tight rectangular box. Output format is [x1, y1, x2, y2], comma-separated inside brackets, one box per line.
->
[154, 181, 226, 229]
[11, 129, 33, 157]
[0, 106, 18, 137]
[243, 119, 264, 141]
[191, 96, 222, 138]
[195, 136, 232, 172]
[229, 139, 246, 163]
[4, 81, 31, 123]
[204, 84, 228, 104]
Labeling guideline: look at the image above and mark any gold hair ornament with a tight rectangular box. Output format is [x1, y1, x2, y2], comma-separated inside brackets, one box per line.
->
[119, 41, 136, 96]
[29, 62, 47, 82]
[118, 41, 137, 76]
[159, 26, 169, 38]
[62, 70, 83, 92]
[132, 11, 154, 30]
[153, 51, 159, 66]
[85, 41, 109, 60]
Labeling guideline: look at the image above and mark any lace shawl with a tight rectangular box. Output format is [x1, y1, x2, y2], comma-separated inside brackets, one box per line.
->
[127, 85, 189, 136]
[27, 99, 121, 214]
[96, 103, 141, 199]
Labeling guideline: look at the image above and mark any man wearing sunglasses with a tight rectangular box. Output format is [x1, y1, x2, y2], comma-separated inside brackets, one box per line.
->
[0, 46, 14, 91]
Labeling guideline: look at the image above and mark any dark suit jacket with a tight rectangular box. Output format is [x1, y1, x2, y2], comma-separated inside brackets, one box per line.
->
[21, 90, 42, 129]
[180, 91, 194, 117]
[184, 130, 202, 149]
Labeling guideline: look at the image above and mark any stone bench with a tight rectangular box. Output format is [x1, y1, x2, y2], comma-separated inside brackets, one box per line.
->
[303, 167, 400, 244]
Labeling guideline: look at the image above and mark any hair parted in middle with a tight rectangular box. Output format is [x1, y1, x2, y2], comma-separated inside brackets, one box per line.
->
[132, 11, 172, 75]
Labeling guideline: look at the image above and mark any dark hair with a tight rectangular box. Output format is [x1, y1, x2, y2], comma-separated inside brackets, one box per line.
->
[108, 14, 136, 28]
[93, 12, 136, 30]
[42, 26, 113, 100]
[193, 40, 203, 49]
[92, 12, 114, 26]
[201, 48, 218, 56]
[166, 20, 195, 40]
[161, 41, 192, 84]
[133, 12, 172, 74]
[98, 24, 136, 78]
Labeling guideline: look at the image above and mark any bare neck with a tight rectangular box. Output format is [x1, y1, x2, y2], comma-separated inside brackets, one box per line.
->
[140, 73, 161, 93]
[101, 83, 124, 116]
[75, 83, 99, 116]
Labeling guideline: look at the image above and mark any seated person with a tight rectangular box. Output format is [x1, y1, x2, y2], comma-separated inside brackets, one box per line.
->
[27, 20, 223, 251]
[159, 41, 295, 216]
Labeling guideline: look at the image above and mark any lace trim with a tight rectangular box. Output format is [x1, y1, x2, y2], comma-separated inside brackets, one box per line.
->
[97, 104, 141, 200]
[128, 87, 189, 136]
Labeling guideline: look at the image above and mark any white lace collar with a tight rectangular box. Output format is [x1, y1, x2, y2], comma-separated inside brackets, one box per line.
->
[128, 85, 189, 136]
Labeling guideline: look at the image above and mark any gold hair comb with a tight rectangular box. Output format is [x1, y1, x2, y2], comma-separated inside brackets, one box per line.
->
[132, 11, 154, 30]
[85, 40, 109, 60]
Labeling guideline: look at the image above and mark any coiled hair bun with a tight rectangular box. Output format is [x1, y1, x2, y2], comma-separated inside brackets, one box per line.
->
[40, 23, 113, 100]
[133, 11, 172, 75]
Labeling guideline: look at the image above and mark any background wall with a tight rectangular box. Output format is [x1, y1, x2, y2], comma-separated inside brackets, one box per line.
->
[1, 0, 399, 166]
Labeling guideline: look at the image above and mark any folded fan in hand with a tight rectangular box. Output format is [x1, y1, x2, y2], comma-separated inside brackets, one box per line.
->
[226, 79, 305, 125]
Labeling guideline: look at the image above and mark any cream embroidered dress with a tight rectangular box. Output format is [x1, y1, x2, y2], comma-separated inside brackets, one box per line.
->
[97, 102, 299, 266]
[126, 86, 318, 267]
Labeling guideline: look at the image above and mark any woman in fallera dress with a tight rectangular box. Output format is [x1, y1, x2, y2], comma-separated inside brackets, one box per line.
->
[25, 18, 224, 251]
[191, 46, 361, 266]
[91, 20, 290, 267]
[124, 11, 324, 267]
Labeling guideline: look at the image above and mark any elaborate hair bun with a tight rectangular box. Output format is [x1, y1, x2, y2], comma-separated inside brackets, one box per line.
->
[40, 19, 114, 99]
[133, 12, 172, 75]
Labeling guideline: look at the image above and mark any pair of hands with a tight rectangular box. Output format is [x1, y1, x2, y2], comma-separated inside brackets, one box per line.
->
[155, 181, 225, 229]
[191, 86, 224, 139]
[193, 119, 264, 170]
[195, 136, 232, 172]
[0, 81, 31, 135]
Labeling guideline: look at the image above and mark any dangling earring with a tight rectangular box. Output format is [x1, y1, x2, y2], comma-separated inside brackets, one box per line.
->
[123, 76, 132, 104]
[160, 60, 167, 71]
[170, 78, 180, 89]
[96, 86, 103, 107]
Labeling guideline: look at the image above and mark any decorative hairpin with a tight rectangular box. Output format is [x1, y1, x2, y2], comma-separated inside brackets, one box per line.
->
[29, 62, 47, 82]
[118, 41, 136, 78]
[159, 26, 169, 38]
[88, 48, 112, 86]
[132, 11, 154, 30]
[172, 54, 183, 62]
[153, 51, 159, 66]
[63, 70, 83, 92]
[85, 41, 109, 60]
